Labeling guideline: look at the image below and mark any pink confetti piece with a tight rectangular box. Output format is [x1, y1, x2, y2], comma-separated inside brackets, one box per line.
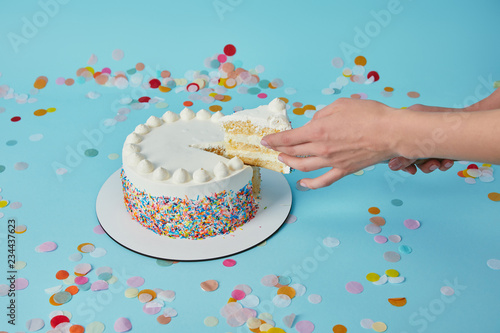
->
[223, 259, 236, 267]
[15, 278, 29, 290]
[261, 274, 279, 287]
[74, 263, 92, 275]
[112, 49, 124, 61]
[143, 301, 162, 315]
[345, 281, 364, 294]
[296, 320, 315, 333]
[404, 219, 421, 230]
[231, 289, 246, 300]
[127, 276, 145, 288]
[220, 302, 243, 318]
[285, 214, 297, 224]
[35, 241, 57, 253]
[114, 317, 132, 332]
[91, 280, 109, 291]
[374, 235, 388, 244]
[74, 276, 89, 285]
[93, 225, 105, 234]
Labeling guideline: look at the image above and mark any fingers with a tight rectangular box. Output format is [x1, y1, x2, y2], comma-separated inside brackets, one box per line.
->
[270, 142, 319, 157]
[388, 157, 417, 171]
[438, 159, 454, 171]
[278, 154, 331, 172]
[299, 168, 346, 189]
[402, 164, 417, 175]
[261, 125, 313, 150]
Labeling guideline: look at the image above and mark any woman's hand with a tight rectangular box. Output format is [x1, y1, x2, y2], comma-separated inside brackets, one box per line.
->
[387, 104, 463, 174]
[261, 98, 401, 189]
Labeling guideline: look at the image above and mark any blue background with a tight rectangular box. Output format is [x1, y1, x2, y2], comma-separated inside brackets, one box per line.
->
[0, 0, 499, 332]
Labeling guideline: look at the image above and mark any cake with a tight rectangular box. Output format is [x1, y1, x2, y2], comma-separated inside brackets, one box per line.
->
[218, 98, 291, 173]
[121, 99, 291, 239]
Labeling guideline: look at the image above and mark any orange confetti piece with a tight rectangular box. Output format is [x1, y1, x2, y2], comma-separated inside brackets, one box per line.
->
[161, 70, 171, 78]
[332, 324, 348, 333]
[457, 170, 465, 178]
[158, 86, 171, 93]
[77, 242, 94, 253]
[221, 95, 232, 102]
[55, 270, 69, 280]
[136, 62, 145, 71]
[49, 294, 62, 306]
[293, 108, 305, 115]
[354, 55, 367, 66]
[488, 192, 500, 202]
[209, 105, 222, 112]
[407, 91, 420, 98]
[388, 297, 407, 307]
[95, 74, 109, 85]
[227, 297, 237, 303]
[34, 78, 47, 89]
[303, 104, 316, 111]
[368, 207, 380, 214]
[157, 315, 172, 325]
[65, 78, 75, 86]
[69, 324, 85, 333]
[34, 109, 47, 117]
[183, 101, 193, 107]
[65, 285, 79, 295]
[369, 216, 386, 226]
[279, 97, 289, 103]
[277, 286, 296, 299]
[138, 289, 157, 302]
[384, 87, 394, 92]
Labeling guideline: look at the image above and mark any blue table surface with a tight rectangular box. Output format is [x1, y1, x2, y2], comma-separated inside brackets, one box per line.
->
[1, 0, 500, 332]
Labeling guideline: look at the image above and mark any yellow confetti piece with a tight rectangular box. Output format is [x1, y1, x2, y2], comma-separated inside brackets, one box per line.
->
[372, 321, 387, 332]
[0, 200, 9, 208]
[47, 107, 56, 113]
[124, 288, 139, 298]
[385, 269, 399, 277]
[267, 327, 286, 333]
[366, 273, 380, 282]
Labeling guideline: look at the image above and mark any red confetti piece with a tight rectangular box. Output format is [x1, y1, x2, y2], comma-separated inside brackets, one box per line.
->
[11, 116, 21, 122]
[138, 96, 151, 103]
[50, 315, 70, 328]
[223, 259, 236, 267]
[467, 164, 478, 169]
[149, 79, 161, 89]
[223, 44, 236, 56]
[367, 71, 380, 82]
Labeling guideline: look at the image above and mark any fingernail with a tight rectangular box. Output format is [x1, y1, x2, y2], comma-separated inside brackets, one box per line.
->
[429, 165, 438, 171]
[296, 180, 309, 191]
[388, 159, 402, 170]
[278, 155, 284, 163]
[261, 139, 270, 149]
[444, 162, 453, 168]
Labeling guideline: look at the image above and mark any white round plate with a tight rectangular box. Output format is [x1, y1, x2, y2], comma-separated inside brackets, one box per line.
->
[96, 168, 292, 261]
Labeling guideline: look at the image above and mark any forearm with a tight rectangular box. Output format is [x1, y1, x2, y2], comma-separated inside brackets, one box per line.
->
[394, 108, 500, 164]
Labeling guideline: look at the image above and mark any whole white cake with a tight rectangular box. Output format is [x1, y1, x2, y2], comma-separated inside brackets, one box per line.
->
[121, 108, 258, 239]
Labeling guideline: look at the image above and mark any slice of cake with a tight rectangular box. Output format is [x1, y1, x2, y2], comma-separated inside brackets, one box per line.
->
[218, 98, 291, 174]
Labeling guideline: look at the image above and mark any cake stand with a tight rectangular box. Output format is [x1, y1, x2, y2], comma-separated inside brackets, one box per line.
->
[96, 168, 292, 261]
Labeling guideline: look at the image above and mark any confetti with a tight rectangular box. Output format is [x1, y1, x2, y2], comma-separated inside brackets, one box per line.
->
[126, 276, 144, 288]
[113, 317, 132, 332]
[201, 279, 219, 292]
[369, 216, 386, 226]
[50, 315, 70, 328]
[272, 294, 291, 307]
[440, 286, 455, 296]
[323, 237, 340, 247]
[156, 315, 171, 325]
[374, 235, 387, 244]
[223, 259, 237, 267]
[487, 259, 500, 270]
[143, 301, 163, 315]
[26, 318, 45, 331]
[204, 316, 219, 327]
[86, 321, 105, 333]
[296, 320, 315, 333]
[308, 294, 322, 304]
[74, 263, 92, 276]
[345, 281, 363, 294]
[488, 192, 500, 202]
[407, 91, 420, 98]
[388, 234, 402, 243]
[240, 294, 260, 308]
[112, 49, 125, 61]
[285, 214, 297, 224]
[388, 297, 407, 307]
[360, 318, 374, 329]
[366, 273, 380, 282]
[398, 245, 412, 254]
[368, 207, 380, 214]
[383, 251, 401, 263]
[36, 241, 58, 253]
[332, 324, 347, 333]
[283, 313, 295, 328]
[372, 322, 387, 332]
[404, 219, 421, 230]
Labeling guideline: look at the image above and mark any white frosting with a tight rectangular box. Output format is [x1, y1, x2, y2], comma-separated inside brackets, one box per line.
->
[172, 168, 189, 184]
[219, 98, 291, 131]
[212, 111, 224, 122]
[193, 168, 211, 183]
[127, 152, 144, 167]
[180, 107, 195, 120]
[214, 162, 230, 178]
[126, 133, 143, 144]
[122, 114, 253, 198]
[123, 143, 141, 155]
[135, 124, 150, 135]
[162, 111, 179, 123]
[196, 109, 211, 120]
[228, 157, 244, 171]
[152, 167, 169, 181]
[146, 116, 163, 127]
